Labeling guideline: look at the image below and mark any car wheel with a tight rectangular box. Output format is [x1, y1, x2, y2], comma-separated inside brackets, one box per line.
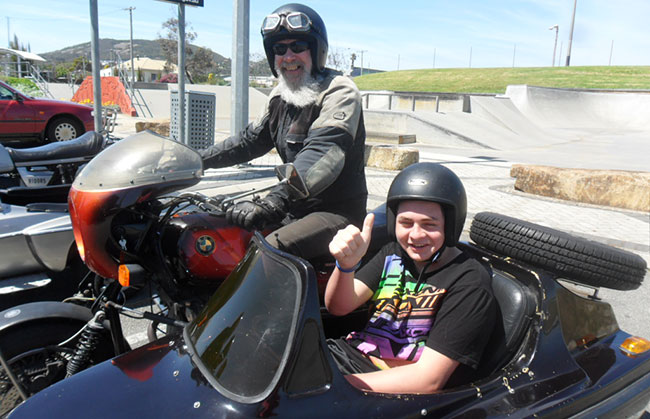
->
[470, 212, 646, 290]
[46, 117, 84, 142]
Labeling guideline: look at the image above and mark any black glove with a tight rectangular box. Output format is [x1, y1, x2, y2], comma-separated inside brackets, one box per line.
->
[225, 196, 286, 231]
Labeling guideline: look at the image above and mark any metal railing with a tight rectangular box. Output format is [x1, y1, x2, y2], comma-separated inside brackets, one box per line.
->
[115, 53, 153, 118]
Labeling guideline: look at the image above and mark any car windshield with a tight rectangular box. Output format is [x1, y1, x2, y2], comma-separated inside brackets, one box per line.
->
[72, 130, 203, 191]
[185, 236, 302, 403]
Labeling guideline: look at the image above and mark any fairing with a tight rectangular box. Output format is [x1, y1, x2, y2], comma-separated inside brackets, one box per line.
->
[68, 131, 203, 278]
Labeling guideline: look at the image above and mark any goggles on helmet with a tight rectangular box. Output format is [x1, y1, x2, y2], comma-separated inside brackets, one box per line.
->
[262, 12, 313, 35]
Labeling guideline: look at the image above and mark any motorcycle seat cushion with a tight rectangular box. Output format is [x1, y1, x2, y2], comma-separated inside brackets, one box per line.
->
[7, 131, 104, 163]
[477, 268, 537, 376]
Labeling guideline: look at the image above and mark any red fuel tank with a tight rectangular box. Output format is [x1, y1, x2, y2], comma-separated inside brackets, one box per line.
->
[166, 212, 255, 282]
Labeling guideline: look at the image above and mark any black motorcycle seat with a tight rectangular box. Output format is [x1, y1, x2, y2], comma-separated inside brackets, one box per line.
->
[7, 131, 104, 163]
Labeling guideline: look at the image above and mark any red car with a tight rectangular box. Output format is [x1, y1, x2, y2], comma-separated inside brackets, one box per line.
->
[0, 79, 94, 146]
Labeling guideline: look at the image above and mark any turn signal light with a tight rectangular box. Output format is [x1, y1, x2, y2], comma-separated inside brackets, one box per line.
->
[619, 336, 650, 358]
[118, 265, 131, 287]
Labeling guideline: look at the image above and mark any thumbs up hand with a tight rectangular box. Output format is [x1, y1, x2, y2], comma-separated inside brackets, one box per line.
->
[329, 213, 375, 271]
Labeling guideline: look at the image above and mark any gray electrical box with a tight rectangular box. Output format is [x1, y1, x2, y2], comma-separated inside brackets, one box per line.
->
[170, 90, 216, 150]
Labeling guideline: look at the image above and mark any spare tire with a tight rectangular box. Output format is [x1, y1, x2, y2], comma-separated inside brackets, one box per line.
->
[470, 212, 646, 290]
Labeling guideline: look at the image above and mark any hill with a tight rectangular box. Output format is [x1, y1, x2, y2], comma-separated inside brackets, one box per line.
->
[353, 66, 650, 94]
[39, 38, 228, 66]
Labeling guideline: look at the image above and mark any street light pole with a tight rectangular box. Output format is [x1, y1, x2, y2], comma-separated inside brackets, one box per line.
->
[565, 0, 577, 66]
[549, 24, 559, 66]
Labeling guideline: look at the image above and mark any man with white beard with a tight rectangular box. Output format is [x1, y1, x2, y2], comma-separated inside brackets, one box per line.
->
[201, 3, 367, 262]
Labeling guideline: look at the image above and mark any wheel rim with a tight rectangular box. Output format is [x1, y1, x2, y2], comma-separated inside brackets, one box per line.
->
[53, 123, 77, 141]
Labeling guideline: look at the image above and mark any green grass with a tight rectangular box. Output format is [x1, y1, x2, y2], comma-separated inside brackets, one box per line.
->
[353, 66, 650, 94]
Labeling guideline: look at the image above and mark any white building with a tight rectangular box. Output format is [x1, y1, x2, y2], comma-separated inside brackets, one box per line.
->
[100, 57, 177, 83]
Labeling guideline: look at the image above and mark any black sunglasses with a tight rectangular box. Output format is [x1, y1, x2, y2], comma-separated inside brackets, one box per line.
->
[272, 40, 310, 56]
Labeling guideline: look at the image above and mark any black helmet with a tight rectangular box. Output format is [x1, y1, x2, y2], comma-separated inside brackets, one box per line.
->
[386, 162, 467, 247]
[261, 3, 328, 77]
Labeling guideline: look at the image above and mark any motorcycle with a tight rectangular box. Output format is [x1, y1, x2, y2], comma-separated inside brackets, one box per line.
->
[0, 130, 335, 415]
[0, 131, 106, 205]
[6, 215, 649, 418]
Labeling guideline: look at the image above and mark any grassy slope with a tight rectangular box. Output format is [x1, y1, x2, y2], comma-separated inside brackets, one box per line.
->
[353, 66, 650, 94]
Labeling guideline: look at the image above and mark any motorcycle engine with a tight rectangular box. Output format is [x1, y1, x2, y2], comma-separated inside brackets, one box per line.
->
[161, 212, 254, 285]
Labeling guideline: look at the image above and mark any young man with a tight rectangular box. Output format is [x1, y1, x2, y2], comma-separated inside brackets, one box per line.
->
[326, 162, 496, 393]
[200, 4, 367, 262]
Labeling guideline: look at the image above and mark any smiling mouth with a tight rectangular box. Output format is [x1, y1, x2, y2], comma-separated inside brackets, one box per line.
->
[282, 63, 302, 72]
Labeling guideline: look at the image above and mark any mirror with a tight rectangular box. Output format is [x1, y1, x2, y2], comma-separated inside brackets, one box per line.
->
[275, 163, 309, 199]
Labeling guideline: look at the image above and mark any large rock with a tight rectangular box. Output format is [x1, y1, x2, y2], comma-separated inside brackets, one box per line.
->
[364, 145, 419, 170]
[135, 119, 170, 137]
[510, 164, 650, 212]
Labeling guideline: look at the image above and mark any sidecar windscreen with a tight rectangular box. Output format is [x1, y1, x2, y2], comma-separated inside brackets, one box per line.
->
[73, 130, 203, 191]
[185, 235, 303, 404]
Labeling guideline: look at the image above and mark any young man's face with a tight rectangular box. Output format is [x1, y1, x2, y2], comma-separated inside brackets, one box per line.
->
[395, 201, 445, 266]
[274, 38, 313, 87]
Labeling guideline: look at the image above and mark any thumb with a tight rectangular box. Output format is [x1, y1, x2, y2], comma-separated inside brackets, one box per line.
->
[360, 213, 375, 243]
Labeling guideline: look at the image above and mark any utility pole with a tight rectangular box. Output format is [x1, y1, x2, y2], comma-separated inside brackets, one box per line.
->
[565, 0, 577, 66]
[433, 48, 436, 69]
[609, 40, 614, 66]
[512, 44, 516, 68]
[359, 50, 367, 76]
[6, 17, 9, 48]
[549, 24, 559, 66]
[469, 46, 472, 68]
[123, 7, 135, 89]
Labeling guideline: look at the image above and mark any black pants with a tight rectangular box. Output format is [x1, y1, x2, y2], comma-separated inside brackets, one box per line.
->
[265, 211, 354, 262]
[327, 338, 379, 375]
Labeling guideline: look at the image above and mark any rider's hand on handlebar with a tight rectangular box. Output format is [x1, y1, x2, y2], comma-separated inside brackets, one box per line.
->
[226, 196, 285, 231]
[329, 213, 374, 271]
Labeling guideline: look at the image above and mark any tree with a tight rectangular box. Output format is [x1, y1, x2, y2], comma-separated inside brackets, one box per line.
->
[249, 53, 271, 77]
[327, 47, 351, 74]
[157, 17, 217, 82]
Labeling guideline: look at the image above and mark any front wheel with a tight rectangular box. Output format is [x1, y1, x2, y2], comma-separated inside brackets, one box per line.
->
[46, 117, 83, 142]
[0, 319, 114, 416]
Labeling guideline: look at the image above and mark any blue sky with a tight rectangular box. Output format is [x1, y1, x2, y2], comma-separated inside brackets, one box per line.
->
[4, 0, 650, 70]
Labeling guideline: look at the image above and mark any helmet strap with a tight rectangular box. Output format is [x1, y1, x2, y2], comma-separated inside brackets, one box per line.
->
[413, 244, 446, 293]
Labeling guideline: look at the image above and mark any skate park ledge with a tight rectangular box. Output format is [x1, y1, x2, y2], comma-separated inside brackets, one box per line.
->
[511, 164, 650, 212]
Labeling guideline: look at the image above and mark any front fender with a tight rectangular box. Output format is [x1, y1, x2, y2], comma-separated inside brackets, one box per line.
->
[0, 301, 93, 334]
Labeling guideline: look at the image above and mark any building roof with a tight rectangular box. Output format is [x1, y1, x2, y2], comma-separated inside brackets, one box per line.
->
[0, 48, 46, 62]
[120, 57, 177, 72]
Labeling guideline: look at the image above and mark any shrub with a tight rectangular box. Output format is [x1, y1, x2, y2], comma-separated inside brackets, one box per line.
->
[158, 73, 178, 83]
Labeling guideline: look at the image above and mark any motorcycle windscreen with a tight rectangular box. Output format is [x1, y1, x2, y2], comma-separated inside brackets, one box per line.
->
[68, 131, 203, 278]
[185, 236, 303, 404]
[73, 130, 203, 192]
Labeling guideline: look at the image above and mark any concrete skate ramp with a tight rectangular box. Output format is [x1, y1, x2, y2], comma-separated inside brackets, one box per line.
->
[505, 85, 650, 131]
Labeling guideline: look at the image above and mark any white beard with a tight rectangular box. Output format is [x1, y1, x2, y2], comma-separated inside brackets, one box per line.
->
[276, 71, 322, 108]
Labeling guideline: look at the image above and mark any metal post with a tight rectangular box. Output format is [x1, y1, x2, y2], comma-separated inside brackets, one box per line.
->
[89, 0, 103, 133]
[359, 50, 367, 76]
[469, 46, 472, 68]
[549, 25, 559, 66]
[433, 48, 436, 69]
[125, 7, 135, 89]
[512, 44, 516, 68]
[565, 0, 577, 66]
[231, 0, 249, 136]
[609, 40, 614, 66]
[178, 3, 186, 144]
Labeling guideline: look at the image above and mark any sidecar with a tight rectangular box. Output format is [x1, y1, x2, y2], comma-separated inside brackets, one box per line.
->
[0, 200, 85, 311]
[7, 213, 650, 418]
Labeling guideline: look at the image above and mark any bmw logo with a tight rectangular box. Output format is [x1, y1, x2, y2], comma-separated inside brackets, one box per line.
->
[196, 235, 216, 256]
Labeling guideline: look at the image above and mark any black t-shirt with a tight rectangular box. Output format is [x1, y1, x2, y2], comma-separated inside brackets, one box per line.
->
[347, 242, 496, 385]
